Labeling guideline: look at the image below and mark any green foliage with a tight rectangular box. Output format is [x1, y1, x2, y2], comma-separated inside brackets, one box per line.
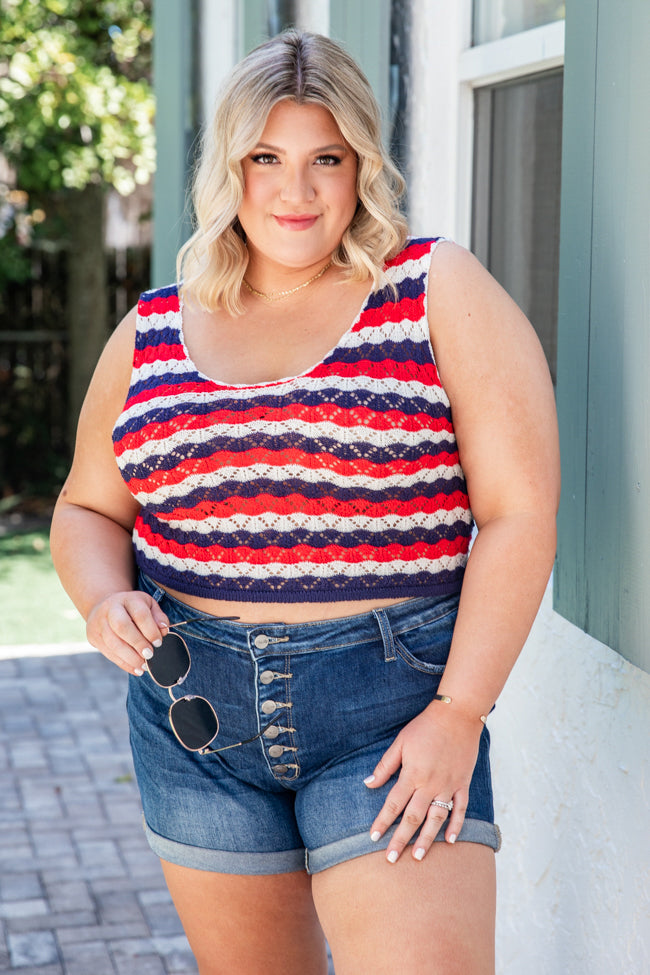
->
[0, 0, 155, 196]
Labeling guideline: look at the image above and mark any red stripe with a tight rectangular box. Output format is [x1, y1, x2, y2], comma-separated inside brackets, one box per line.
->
[352, 294, 425, 332]
[135, 519, 469, 566]
[310, 359, 440, 385]
[133, 343, 186, 367]
[138, 293, 180, 317]
[157, 490, 470, 523]
[122, 379, 216, 412]
[386, 239, 435, 269]
[113, 402, 453, 455]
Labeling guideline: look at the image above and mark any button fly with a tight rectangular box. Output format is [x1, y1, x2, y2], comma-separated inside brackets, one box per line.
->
[273, 764, 288, 774]
[260, 669, 275, 684]
[261, 700, 277, 714]
[268, 745, 285, 758]
[254, 634, 270, 650]
[263, 725, 280, 739]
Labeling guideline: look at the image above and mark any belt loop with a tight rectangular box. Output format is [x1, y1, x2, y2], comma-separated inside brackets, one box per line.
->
[140, 572, 164, 605]
[372, 609, 397, 662]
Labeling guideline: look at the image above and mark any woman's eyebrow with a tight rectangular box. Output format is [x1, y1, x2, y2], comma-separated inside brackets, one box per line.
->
[252, 142, 349, 154]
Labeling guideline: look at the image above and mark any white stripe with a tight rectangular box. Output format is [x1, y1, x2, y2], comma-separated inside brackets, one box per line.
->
[116, 371, 443, 430]
[135, 315, 429, 361]
[127, 461, 463, 507]
[115, 416, 454, 467]
[133, 534, 468, 580]
[158, 507, 472, 537]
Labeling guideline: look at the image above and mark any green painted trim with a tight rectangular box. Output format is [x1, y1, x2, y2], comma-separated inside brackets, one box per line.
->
[585, 0, 650, 668]
[151, 0, 195, 288]
[553, 0, 598, 626]
[329, 0, 391, 142]
[240, 0, 269, 56]
[555, 0, 650, 671]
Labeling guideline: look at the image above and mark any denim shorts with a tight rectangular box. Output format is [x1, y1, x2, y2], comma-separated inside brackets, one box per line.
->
[127, 572, 501, 875]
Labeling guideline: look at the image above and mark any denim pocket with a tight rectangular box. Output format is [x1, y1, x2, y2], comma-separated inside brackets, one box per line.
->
[391, 598, 459, 675]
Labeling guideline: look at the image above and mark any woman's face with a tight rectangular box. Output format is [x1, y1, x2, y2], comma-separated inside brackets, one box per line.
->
[238, 100, 358, 274]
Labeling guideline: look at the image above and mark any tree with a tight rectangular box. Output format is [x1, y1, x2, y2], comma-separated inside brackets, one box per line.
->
[0, 0, 155, 441]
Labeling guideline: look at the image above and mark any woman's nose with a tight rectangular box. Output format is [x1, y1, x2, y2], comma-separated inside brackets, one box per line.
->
[279, 166, 315, 203]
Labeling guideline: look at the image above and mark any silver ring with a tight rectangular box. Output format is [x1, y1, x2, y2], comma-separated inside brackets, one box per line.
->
[431, 799, 453, 812]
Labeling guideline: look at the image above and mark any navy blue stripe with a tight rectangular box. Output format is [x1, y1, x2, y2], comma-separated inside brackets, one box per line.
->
[138, 514, 471, 551]
[137, 474, 469, 513]
[134, 551, 464, 600]
[140, 283, 179, 302]
[366, 269, 426, 310]
[135, 325, 182, 350]
[116, 433, 460, 482]
[322, 338, 433, 367]
[114, 387, 451, 440]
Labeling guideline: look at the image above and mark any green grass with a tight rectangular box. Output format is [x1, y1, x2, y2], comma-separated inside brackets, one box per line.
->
[0, 528, 87, 645]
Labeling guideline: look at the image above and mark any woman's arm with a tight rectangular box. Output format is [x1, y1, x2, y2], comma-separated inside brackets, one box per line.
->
[366, 242, 560, 860]
[50, 307, 169, 673]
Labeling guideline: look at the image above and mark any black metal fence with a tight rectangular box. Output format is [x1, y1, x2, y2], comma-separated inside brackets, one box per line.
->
[0, 245, 150, 505]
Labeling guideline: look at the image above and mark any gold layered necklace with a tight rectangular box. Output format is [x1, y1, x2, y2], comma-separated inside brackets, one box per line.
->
[243, 261, 332, 302]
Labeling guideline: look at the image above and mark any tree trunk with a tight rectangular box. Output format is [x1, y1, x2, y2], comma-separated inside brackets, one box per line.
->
[65, 184, 109, 449]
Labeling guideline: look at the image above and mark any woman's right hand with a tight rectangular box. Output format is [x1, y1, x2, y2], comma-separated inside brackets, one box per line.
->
[86, 591, 170, 675]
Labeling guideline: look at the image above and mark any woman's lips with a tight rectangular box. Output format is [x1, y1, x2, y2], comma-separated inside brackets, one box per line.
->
[273, 215, 319, 230]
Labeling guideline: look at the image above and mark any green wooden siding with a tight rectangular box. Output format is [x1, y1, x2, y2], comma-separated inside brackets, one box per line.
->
[151, 0, 195, 288]
[329, 0, 391, 139]
[554, 0, 650, 671]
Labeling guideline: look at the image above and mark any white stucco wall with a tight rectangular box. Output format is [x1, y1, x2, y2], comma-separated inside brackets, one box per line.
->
[404, 4, 650, 971]
[491, 584, 650, 974]
[405, 1, 472, 245]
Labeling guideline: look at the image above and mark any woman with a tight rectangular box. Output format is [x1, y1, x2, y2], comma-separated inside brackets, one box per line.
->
[51, 29, 560, 975]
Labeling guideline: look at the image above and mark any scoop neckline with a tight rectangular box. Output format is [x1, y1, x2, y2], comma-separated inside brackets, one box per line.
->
[175, 282, 376, 390]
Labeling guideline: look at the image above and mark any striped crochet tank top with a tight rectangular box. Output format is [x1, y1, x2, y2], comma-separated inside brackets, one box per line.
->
[112, 237, 473, 602]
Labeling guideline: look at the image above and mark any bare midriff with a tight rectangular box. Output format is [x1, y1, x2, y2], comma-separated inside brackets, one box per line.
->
[159, 584, 412, 625]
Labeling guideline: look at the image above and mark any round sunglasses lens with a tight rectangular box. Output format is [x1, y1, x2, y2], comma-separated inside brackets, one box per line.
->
[147, 633, 190, 688]
[170, 696, 219, 751]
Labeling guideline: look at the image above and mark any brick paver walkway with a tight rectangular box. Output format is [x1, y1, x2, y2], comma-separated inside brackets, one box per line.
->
[0, 645, 198, 975]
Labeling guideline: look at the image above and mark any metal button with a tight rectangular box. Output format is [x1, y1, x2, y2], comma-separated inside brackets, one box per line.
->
[261, 700, 277, 714]
[273, 764, 288, 774]
[268, 744, 285, 758]
[263, 725, 280, 739]
[254, 634, 270, 649]
[260, 670, 275, 684]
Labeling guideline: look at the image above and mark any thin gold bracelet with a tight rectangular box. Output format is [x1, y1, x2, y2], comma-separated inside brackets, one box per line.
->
[434, 694, 488, 725]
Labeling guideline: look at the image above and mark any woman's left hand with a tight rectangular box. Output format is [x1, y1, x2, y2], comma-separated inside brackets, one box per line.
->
[364, 705, 482, 862]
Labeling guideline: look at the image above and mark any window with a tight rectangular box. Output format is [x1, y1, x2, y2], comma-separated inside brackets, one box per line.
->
[473, 0, 565, 45]
[472, 70, 563, 383]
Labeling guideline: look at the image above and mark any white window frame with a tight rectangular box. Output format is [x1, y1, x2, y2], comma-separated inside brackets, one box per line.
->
[455, 15, 565, 248]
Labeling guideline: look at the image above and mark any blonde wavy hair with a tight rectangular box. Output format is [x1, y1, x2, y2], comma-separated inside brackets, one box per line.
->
[177, 29, 408, 315]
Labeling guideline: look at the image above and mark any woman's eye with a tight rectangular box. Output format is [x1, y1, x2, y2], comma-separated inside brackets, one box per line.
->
[250, 153, 277, 165]
[315, 155, 342, 166]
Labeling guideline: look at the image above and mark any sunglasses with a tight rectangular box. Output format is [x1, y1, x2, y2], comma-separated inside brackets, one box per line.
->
[145, 619, 272, 755]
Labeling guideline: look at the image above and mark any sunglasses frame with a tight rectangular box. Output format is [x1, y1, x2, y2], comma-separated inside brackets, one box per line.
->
[146, 618, 276, 756]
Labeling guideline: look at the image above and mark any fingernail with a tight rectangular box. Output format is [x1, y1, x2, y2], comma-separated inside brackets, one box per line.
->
[134, 668, 144, 677]
[152, 639, 162, 648]
[448, 833, 457, 844]
[387, 850, 399, 864]
[142, 648, 154, 659]
[363, 775, 375, 785]
[370, 830, 381, 842]
[414, 847, 426, 861]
